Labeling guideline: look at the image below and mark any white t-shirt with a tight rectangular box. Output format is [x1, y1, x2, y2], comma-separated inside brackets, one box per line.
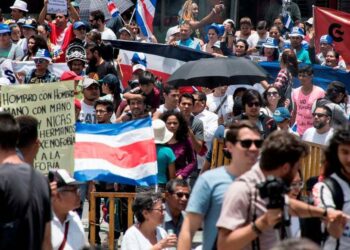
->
[206, 93, 234, 122]
[51, 211, 89, 250]
[79, 100, 97, 124]
[101, 27, 117, 41]
[302, 127, 334, 146]
[121, 225, 169, 250]
[156, 104, 180, 114]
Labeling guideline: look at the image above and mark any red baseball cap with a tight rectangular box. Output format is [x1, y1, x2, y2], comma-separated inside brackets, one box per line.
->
[60, 71, 84, 81]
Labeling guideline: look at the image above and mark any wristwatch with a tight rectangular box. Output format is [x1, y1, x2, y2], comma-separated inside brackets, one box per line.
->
[251, 221, 262, 235]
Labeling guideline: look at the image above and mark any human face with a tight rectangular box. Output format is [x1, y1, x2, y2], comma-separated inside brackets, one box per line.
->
[119, 30, 131, 40]
[191, 3, 199, 18]
[22, 27, 36, 39]
[320, 42, 332, 55]
[290, 36, 302, 49]
[235, 41, 246, 56]
[145, 200, 165, 226]
[298, 72, 313, 86]
[55, 14, 67, 28]
[312, 107, 330, 129]
[83, 84, 100, 102]
[214, 86, 228, 96]
[338, 144, 350, 177]
[167, 185, 190, 212]
[129, 99, 145, 117]
[273, 18, 283, 30]
[245, 98, 261, 118]
[28, 38, 35, 53]
[140, 83, 154, 95]
[73, 27, 86, 40]
[282, 159, 302, 186]
[11, 26, 21, 42]
[180, 24, 191, 41]
[0, 33, 11, 48]
[269, 27, 280, 39]
[325, 51, 338, 67]
[266, 87, 280, 105]
[240, 24, 251, 36]
[86, 48, 96, 64]
[70, 60, 85, 75]
[164, 89, 180, 109]
[89, 16, 98, 29]
[37, 25, 48, 38]
[264, 47, 275, 58]
[11, 9, 23, 21]
[179, 97, 194, 116]
[165, 115, 179, 134]
[192, 93, 205, 114]
[95, 104, 112, 123]
[229, 127, 261, 166]
[288, 171, 303, 199]
[207, 28, 218, 43]
[277, 119, 290, 131]
[34, 58, 49, 71]
[58, 186, 81, 211]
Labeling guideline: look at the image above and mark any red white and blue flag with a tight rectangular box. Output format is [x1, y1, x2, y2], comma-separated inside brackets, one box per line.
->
[107, 0, 120, 18]
[74, 117, 158, 186]
[136, 0, 156, 38]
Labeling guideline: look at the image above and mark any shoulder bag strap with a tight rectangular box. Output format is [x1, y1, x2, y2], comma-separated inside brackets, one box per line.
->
[214, 95, 228, 114]
[58, 221, 70, 250]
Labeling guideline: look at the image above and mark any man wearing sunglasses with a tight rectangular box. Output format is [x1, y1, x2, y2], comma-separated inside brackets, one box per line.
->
[24, 49, 58, 84]
[302, 105, 333, 146]
[164, 179, 190, 237]
[217, 131, 347, 250]
[178, 121, 261, 250]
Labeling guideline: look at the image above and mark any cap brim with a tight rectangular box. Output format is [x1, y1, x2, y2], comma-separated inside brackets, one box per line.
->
[33, 56, 52, 62]
[273, 116, 284, 123]
[10, 6, 28, 12]
[289, 34, 304, 38]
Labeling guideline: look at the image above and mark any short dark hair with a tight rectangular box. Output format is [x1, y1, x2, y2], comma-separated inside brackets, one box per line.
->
[132, 191, 163, 223]
[236, 39, 249, 51]
[193, 91, 207, 103]
[139, 71, 155, 86]
[16, 115, 39, 149]
[179, 93, 195, 105]
[324, 128, 350, 177]
[163, 85, 179, 95]
[314, 105, 332, 118]
[0, 112, 20, 150]
[241, 89, 263, 108]
[85, 42, 103, 56]
[298, 65, 313, 75]
[90, 10, 105, 23]
[94, 99, 114, 113]
[166, 179, 190, 193]
[225, 120, 260, 144]
[260, 131, 309, 171]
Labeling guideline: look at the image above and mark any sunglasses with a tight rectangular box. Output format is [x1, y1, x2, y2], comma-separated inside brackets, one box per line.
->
[237, 139, 263, 149]
[247, 102, 261, 107]
[267, 91, 279, 97]
[290, 181, 304, 190]
[312, 112, 328, 118]
[174, 192, 190, 199]
[34, 58, 47, 64]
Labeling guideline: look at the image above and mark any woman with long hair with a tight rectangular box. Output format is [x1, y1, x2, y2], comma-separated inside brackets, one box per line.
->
[121, 192, 177, 250]
[21, 35, 49, 61]
[202, 24, 219, 53]
[261, 86, 283, 117]
[160, 111, 197, 180]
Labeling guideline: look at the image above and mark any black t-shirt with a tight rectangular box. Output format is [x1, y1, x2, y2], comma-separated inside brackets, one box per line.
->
[86, 60, 118, 81]
[0, 163, 51, 250]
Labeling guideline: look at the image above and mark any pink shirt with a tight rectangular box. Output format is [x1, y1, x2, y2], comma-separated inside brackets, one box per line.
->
[292, 86, 325, 136]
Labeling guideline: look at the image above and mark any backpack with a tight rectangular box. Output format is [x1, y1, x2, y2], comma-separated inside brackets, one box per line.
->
[301, 176, 344, 245]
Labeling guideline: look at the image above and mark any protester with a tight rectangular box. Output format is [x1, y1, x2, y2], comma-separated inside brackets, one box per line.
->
[118, 93, 148, 122]
[0, 112, 51, 249]
[17, 17, 37, 55]
[99, 74, 122, 116]
[273, 107, 298, 135]
[21, 34, 49, 61]
[265, 0, 301, 26]
[202, 24, 220, 53]
[164, 179, 190, 236]
[289, 27, 311, 64]
[118, 27, 133, 41]
[155, 85, 180, 114]
[89, 10, 117, 41]
[206, 86, 233, 124]
[216, 131, 347, 250]
[9, 23, 21, 44]
[260, 37, 279, 62]
[94, 99, 114, 124]
[50, 169, 89, 250]
[261, 86, 284, 117]
[0, 23, 24, 64]
[79, 77, 100, 124]
[178, 121, 262, 250]
[322, 50, 346, 71]
[10, 0, 28, 22]
[302, 105, 334, 145]
[66, 43, 87, 76]
[175, 21, 201, 51]
[121, 191, 177, 250]
[72, 21, 87, 44]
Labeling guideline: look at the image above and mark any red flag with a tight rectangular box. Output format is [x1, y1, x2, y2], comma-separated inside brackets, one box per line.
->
[314, 6, 350, 64]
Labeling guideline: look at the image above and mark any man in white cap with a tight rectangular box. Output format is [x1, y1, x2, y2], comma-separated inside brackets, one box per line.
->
[79, 77, 100, 124]
[24, 49, 58, 84]
[10, 0, 28, 22]
[50, 169, 89, 250]
[289, 26, 311, 64]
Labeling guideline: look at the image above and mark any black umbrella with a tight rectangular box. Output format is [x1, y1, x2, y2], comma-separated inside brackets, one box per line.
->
[167, 57, 269, 88]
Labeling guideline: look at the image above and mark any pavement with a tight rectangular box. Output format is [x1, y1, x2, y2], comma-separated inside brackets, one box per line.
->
[81, 200, 203, 249]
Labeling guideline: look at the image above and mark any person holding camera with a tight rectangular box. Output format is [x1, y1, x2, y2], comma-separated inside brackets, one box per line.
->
[216, 130, 348, 250]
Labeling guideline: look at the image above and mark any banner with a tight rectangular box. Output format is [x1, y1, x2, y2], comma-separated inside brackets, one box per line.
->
[47, 0, 67, 14]
[1, 82, 75, 174]
[314, 6, 350, 63]
[0, 59, 69, 84]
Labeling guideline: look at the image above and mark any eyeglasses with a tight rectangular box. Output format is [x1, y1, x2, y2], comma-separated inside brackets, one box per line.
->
[174, 192, 190, 199]
[151, 206, 166, 213]
[96, 109, 108, 114]
[290, 181, 304, 190]
[34, 58, 47, 64]
[312, 113, 328, 118]
[267, 91, 279, 97]
[247, 102, 261, 108]
[237, 139, 263, 149]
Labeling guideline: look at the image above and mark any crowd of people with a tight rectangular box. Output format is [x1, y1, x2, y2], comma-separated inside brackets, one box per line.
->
[1, 0, 350, 249]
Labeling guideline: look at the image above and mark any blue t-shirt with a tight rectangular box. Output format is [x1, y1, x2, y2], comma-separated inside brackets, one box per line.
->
[176, 38, 201, 51]
[296, 47, 311, 64]
[156, 144, 176, 184]
[186, 166, 236, 250]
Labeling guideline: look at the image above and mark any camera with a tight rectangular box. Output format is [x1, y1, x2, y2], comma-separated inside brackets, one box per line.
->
[256, 175, 289, 209]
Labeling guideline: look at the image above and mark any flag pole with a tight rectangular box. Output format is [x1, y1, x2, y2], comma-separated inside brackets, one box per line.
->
[129, 8, 136, 24]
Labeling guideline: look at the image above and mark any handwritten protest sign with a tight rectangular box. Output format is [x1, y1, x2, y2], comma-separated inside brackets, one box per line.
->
[1, 81, 75, 174]
[47, 0, 67, 15]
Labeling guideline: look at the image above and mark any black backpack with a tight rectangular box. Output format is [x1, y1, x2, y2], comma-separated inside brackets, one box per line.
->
[301, 176, 344, 245]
